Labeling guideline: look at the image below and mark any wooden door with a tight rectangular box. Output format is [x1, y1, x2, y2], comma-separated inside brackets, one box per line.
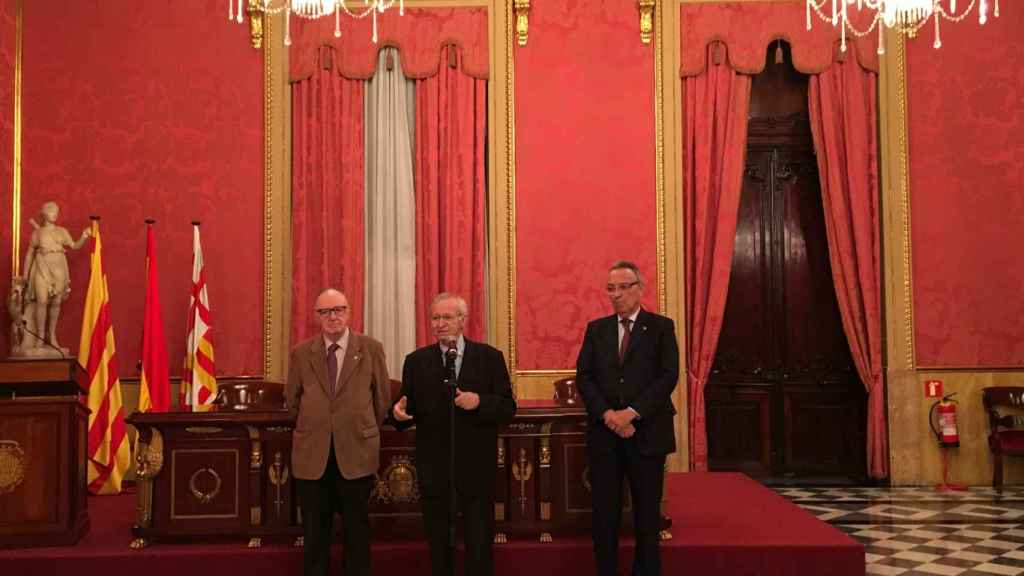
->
[704, 44, 868, 481]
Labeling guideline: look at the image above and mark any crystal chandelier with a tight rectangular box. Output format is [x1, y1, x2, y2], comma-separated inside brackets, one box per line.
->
[229, 0, 405, 45]
[806, 0, 1000, 54]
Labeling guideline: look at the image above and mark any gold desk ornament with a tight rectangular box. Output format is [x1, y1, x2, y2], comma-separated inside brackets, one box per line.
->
[268, 451, 290, 518]
[0, 440, 26, 494]
[185, 426, 223, 435]
[189, 467, 223, 504]
[514, 0, 531, 47]
[638, 0, 655, 45]
[373, 455, 419, 504]
[246, 425, 263, 470]
[134, 428, 164, 529]
[512, 448, 533, 516]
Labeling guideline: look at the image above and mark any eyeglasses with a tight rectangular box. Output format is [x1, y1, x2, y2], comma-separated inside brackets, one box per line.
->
[605, 281, 639, 293]
[430, 313, 464, 323]
[315, 306, 349, 317]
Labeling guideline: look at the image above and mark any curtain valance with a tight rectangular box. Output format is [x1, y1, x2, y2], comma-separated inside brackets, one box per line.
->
[289, 8, 488, 82]
[679, 2, 879, 77]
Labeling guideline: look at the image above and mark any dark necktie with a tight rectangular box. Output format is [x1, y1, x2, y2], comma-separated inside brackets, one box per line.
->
[327, 343, 340, 394]
[619, 318, 633, 363]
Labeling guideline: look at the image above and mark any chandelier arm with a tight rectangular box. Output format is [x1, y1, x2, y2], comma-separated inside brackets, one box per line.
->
[936, 0, 981, 23]
[806, 0, 997, 47]
[843, 13, 882, 38]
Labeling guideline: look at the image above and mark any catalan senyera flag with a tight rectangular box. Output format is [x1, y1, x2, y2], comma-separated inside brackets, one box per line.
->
[78, 220, 131, 495]
[138, 221, 170, 413]
[182, 223, 216, 411]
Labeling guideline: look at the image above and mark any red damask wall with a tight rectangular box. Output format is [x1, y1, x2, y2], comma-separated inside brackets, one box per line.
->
[11, 1, 264, 376]
[908, 9, 1024, 367]
[0, 0, 14, 295]
[514, 0, 659, 370]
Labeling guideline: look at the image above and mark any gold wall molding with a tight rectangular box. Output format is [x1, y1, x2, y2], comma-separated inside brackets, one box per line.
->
[660, 0, 686, 472]
[10, 0, 22, 276]
[493, 0, 518, 390]
[265, 11, 290, 383]
[879, 28, 918, 484]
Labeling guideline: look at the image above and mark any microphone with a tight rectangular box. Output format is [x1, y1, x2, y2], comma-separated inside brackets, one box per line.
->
[444, 346, 458, 374]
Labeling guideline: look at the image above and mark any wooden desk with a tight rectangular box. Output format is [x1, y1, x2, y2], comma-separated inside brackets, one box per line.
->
[0, 359, 90, 548]
[127, 399, 636, 548]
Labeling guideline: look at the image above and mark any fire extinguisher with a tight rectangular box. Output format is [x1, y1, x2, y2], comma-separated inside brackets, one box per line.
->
[929, 393, 960, 448]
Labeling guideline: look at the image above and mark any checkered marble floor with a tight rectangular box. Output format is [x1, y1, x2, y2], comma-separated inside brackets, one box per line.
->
[775, 486, 1024, 575]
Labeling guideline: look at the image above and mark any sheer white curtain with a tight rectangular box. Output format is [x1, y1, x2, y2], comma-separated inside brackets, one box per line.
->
[365, 47, 417, 378]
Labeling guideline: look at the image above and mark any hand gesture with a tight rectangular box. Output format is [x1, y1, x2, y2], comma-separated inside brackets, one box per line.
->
[392, 395, 413, 421]
[454, 388, 480, 411]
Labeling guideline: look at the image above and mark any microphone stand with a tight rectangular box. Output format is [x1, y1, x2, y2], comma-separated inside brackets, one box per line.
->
[444, 346, 458, 576]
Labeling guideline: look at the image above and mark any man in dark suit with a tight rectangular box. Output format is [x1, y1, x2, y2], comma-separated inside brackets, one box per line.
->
[576, 261, 679, 576]
[391, 292, 516, 576]
[285, 288, 391, 576]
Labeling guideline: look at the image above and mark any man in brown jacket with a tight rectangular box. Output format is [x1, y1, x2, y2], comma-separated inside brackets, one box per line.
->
[286, 288, 391, 576]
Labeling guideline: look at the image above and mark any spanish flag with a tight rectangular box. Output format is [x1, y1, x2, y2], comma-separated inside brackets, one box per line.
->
[182, 222, 216, 410]
[78, 219, 130, 495]
[138, 220, 169, 412]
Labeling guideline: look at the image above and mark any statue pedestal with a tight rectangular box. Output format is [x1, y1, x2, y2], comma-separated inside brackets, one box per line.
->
[0, 358, 90, 548]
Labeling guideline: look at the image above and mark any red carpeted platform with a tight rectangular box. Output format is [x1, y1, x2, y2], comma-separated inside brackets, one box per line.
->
[0, 472, 863, 576]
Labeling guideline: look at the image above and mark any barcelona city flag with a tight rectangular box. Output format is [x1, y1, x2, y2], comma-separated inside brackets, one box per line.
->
[78, 219, 130, 495]
[138, 220, 170, 412]
[182, 222, 216, 410]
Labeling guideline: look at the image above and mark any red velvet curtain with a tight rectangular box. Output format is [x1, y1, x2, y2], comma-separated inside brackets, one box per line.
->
[413, 46, 487, 346]
[684, 44, 751, 472]
[809, 56, 888, 478]
[291, 47, 366, 345]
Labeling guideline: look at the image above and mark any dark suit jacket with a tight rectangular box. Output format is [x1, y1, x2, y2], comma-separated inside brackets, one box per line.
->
[576, 309, 679, 456]
[392, 339, 516, 497]
[285, 332, 391, 481]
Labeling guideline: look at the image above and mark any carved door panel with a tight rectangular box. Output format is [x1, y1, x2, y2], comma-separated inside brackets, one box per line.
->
[706, 142, 865, 480]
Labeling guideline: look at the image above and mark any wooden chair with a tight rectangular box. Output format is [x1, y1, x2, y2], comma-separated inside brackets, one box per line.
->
[982, 386, 1024, 489]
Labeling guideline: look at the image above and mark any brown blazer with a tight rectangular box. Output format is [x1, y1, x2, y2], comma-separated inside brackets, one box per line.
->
[285, 331, 391, 481]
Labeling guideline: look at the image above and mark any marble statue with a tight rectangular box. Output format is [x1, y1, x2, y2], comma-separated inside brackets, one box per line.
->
[9, 201, 90, 357]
